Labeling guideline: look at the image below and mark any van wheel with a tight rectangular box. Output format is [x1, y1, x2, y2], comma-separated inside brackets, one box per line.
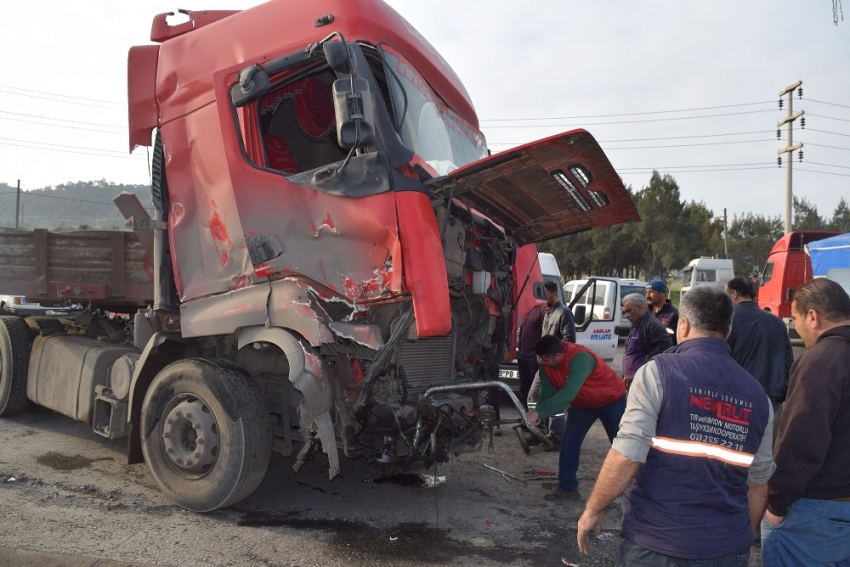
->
[0, 316, 34, 416]
[140, 358, 272, 512]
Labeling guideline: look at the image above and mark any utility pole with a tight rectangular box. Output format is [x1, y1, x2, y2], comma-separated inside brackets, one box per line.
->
[777, 80, 804, 235]
[723, 208, 729, 257]
[15, 180, 21, 229]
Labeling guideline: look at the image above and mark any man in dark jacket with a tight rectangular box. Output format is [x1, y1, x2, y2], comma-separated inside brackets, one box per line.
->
[645, 279, 678, 344]
[621, 293, 672, 386]
[762, 278, 850, 566]
[541, 281, 576, 343]
[725, 278, 793, 411]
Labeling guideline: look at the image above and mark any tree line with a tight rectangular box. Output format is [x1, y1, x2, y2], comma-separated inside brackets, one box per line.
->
[539, 171, 850, 281]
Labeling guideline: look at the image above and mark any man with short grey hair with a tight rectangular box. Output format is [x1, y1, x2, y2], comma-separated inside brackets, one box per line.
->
[577, 286, 774, 565]
[621, 293, 671, 387]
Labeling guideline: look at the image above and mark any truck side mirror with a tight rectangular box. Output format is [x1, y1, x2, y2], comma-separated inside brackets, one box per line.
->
[573, 305, 587, 326]
[333, 78, 376, 148]
[322, 41, 350, 73]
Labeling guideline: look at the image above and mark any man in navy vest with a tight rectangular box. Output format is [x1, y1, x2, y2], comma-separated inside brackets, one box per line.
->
[576, 286, 774, 566]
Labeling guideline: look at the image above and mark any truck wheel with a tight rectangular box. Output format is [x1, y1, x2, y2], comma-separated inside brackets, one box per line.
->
[140, 358, 272, 512]
[0, 316, 34, 416]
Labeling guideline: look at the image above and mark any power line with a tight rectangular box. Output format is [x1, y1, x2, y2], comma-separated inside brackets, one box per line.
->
[618, 161, 774, 171]
[805, 142, 850, 151]
[482, 109, 775, 129]
[487, 130, 775, 145]
[0, 136, 128, 155]
[0, 115, 126, 134]
[0, 110, 125, 130]
[621, 166, 777, 174]
[807, 128, 850, 138]
[0, 84, 125, 106]
[602, 139, 774, 151]
[0, 88, 125, 110]
[0, 141, 145, 161]
[0, 191, 124, 207]
[479, 101, 774, 122]
[808, 113, 850, 123]
[796, 168, 850, 178]
[807, 98, 850, 111]
[804, 161, 850, 170]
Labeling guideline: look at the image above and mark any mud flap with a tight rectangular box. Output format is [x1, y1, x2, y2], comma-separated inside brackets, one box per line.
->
[314, 410, 340, 479]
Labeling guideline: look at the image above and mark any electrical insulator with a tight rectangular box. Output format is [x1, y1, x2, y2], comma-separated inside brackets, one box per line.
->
[801, 117, 806, 129]
[799, 150, 804, 162]
[778, 156, 782, 167]
[779, 98, 784, 109]
[776, 129, 781, 139]
[798, 87, 803, 99]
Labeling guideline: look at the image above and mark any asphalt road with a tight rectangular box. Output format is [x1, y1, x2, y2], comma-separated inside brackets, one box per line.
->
[0, 341, 807, 567]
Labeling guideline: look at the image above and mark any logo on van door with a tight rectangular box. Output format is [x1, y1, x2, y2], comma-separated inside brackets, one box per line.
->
[590, 328, 613, 341]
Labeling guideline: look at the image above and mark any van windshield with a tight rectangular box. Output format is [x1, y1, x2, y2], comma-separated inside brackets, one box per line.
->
[683, 268, 694, 286]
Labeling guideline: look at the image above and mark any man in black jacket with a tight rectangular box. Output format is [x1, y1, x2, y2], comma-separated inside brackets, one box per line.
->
[762, 278, 850, 566]
[726, 278, 793, 411]
[621, 293, 671, 387]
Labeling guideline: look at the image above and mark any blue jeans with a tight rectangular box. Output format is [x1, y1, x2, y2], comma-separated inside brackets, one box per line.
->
[761, 498, 850, 566]
[557, 395, 626, 492]
[617, 538, 749, 567]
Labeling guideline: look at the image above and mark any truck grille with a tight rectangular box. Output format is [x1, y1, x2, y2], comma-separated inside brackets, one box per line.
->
[397, 330, 456, 396]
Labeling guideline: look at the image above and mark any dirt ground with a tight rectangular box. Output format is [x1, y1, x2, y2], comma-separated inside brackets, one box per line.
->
[1, 344, 800, 567]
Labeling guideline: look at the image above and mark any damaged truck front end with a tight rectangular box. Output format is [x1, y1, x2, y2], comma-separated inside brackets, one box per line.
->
[113, 0, 642, 510]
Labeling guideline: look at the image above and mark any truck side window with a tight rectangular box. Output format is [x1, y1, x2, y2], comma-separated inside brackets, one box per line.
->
[762, 262, 774, 283]
[697, 269, 716, 282]
[238, 67, 348, 174]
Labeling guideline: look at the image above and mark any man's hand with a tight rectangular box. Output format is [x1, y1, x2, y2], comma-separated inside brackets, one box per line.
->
[766, 510, 785, 527]
[576, 508, 604, 555]
[527, 409, 541, 426]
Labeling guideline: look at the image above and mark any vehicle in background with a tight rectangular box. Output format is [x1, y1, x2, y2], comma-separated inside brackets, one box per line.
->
[498, 260, 621, 392]
[0, 0, 640, 514]
[806, 232, 850, 295]
[757, 231, 840, 336]
[0, 295, 83, 318]
[680, 257, 734, 295]
[563, 277, 646, 337]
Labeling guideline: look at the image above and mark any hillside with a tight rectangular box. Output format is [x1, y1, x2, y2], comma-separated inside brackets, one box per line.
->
[0, 180, 153, 230]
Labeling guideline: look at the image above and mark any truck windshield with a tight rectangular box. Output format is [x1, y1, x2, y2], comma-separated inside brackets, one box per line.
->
[380, 47, 488, 176]
[683, 268, 694, 286]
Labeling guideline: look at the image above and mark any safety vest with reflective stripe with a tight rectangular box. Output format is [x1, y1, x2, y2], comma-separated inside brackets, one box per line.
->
[622, 337, 769, 560]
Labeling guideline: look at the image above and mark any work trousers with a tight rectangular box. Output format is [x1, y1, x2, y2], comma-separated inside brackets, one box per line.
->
[617, 538, 749, 566]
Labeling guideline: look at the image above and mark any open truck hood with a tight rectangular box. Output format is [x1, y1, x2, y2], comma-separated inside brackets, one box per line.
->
[427, 129, 640, 245]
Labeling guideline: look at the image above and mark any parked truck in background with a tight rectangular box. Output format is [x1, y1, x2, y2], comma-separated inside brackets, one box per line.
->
[0, 0, 640, 513]
[680, 256, 734, 296]
[757, 231, 840, 337]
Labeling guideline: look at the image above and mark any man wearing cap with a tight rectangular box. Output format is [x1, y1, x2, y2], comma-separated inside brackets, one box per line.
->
[646, 279, 678, 344]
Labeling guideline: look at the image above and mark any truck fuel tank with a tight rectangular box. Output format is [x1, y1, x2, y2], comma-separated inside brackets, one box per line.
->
[27, 335, 138, 425]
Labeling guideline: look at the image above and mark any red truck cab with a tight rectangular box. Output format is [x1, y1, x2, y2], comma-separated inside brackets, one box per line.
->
[758, 231, 840, 330]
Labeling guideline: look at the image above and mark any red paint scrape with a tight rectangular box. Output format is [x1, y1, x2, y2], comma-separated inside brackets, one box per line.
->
[208, 199, 232, 266]
[229, 275, 251, 291]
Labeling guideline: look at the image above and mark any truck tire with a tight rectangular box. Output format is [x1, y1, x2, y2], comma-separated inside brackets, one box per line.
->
[140, 357, 272, 512]
[0, 316, 34, 416]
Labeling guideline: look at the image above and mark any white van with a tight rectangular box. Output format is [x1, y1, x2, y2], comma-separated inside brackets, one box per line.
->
[564, 277, 647, 338]
[680, 257, 734, 295]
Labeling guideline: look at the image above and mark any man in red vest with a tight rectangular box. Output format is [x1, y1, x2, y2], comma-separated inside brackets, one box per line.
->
[528, 335, 626, 501]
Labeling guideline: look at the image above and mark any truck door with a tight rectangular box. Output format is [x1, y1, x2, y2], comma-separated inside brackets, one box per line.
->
[569, 278, 617, 361]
